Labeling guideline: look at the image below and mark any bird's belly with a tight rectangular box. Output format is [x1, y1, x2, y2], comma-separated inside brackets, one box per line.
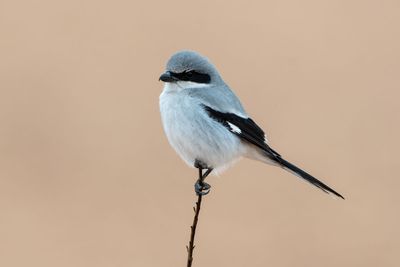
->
[160, 92, 243, 172]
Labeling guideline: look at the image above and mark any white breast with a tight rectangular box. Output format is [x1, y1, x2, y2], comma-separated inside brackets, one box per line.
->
[159, 84, 245, 173]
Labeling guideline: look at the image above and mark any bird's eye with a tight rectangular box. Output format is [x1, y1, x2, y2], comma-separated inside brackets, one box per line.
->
[185, 71, 193, 77]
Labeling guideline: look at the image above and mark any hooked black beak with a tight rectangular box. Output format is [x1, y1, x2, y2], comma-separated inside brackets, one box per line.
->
[159, 71, 178, 82]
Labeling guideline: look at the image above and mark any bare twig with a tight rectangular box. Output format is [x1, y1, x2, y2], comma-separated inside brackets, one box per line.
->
[186, 168, 207, 267]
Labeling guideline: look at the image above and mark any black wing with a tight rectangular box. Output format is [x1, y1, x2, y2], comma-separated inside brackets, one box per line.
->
[203, 105, 344, 199]
[202, 105, 282, 163]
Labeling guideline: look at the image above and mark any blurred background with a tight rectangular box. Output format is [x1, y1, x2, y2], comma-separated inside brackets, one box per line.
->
[0, 0, 399, 266]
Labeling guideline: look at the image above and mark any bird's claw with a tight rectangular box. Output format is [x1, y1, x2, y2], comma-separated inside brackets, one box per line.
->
[194, 181, 211, 196]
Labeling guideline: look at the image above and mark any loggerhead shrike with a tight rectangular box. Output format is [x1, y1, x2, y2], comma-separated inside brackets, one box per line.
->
[159, 50, 343, 199]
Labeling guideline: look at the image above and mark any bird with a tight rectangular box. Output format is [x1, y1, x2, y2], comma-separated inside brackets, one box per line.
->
[159, 50, 344, 199]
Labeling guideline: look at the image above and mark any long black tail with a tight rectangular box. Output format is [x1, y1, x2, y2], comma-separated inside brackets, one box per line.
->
[278, 157, 344, 199]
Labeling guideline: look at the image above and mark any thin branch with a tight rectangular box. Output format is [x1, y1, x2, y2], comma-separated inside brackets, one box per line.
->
[186, 168, 206, 267]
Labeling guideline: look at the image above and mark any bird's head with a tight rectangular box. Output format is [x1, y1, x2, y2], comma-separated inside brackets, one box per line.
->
[159, 50, 222, 88]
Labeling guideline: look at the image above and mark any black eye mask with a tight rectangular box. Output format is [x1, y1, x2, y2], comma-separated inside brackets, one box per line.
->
[172, 70, 211, 84]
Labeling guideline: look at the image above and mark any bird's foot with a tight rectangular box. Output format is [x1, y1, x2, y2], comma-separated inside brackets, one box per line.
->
[194, 180, 211, 196]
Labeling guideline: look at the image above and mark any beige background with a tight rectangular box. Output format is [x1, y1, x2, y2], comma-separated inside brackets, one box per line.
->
[1, 0, 399, 266]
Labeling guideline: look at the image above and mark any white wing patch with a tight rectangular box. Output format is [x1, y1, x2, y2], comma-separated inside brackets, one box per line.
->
[227, 122, 242, 134]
